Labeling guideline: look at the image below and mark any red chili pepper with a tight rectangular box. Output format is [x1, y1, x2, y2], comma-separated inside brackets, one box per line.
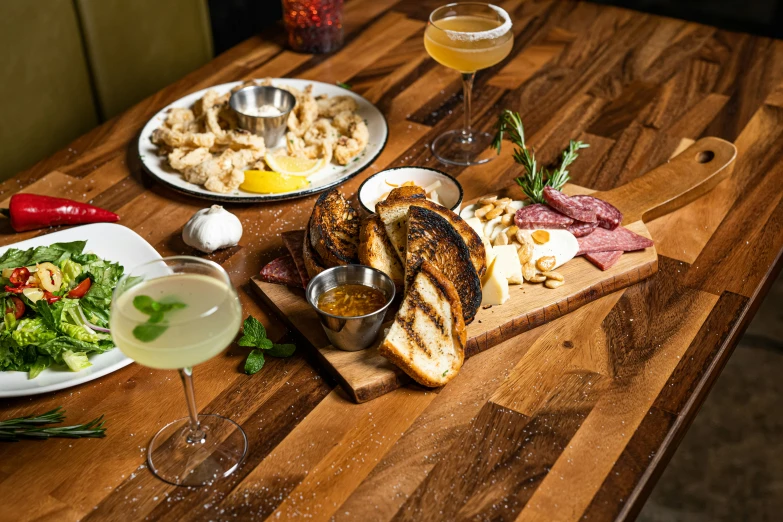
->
[5, 285, 28, 294]
[43, 291, 60, 304]
[67, 278, 92, 298]
[1, 194, 119, 232]
[9, 267, 30, 287]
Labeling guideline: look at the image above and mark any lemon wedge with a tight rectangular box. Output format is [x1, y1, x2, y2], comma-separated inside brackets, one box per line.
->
[264, 153, 325, 177]
[240, 170, 309, 194]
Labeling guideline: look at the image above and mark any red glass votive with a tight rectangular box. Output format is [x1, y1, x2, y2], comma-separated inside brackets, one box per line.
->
[282, 0, 344, 53]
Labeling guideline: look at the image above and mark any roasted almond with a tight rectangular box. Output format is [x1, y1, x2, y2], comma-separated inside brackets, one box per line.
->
[542, 271, 564, 282]
[529, 273, 547, 283]
[474, 204, 494, 219]
[535, 256, 556, 272]
[485, 205, 505, 220]
[478, 195, 498, 205]
[545, 279, 564, 289]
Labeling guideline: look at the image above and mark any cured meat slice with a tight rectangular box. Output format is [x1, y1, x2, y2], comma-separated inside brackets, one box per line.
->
[282, 229, 309, 287]
[515, 203, 573, 229]
[577, 227, 653, 255]
[259, 255, 302, 288]
[566, 220, 598, 237]
[572, 195, 622, 230]
[584, 250, 623, 270]
[543, 187, 597, 223]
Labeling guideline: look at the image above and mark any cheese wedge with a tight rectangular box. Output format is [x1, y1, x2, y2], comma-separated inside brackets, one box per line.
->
[492, 244, 523, 285]
[481, 256, 510, 306]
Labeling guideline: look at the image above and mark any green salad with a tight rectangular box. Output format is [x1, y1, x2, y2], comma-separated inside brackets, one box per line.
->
[0, 241, 123, 378]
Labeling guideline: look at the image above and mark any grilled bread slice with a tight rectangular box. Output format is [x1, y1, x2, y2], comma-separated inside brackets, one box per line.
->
[406, 205, 482, 323]
[379, 261, 466, 387]
[359, 215, 404, 291]
[376, 197, 486, 279]
[302, 225, 326, 279]
[309, 189, 359, 267]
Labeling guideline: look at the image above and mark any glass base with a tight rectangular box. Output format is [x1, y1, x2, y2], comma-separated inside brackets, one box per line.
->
[432, 129, 495, 166]
[147, 414, 248, 487]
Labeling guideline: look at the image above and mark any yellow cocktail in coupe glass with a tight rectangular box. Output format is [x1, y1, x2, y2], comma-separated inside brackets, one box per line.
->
[111, 256, 245, 487]
[424, 3, 513, 165]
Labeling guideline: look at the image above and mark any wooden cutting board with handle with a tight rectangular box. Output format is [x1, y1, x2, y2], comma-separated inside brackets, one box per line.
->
[251, 137, 737, 402]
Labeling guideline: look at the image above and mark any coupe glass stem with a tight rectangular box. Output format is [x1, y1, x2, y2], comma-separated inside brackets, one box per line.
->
[179, 367, 205, 443]
[461, 72, 475, 142]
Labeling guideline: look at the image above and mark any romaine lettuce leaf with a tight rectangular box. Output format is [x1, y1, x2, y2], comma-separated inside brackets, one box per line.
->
[0, 241, 87, 270]
[11, 318, 58, 346]
[59, 259, 83, 288]
[62, 350, 91, 371]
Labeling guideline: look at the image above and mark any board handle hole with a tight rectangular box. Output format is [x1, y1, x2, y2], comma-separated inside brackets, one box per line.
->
[696, 150, 715, 164]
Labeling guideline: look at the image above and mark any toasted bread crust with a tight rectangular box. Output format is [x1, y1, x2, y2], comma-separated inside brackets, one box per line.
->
[378, 261, 465, 387]
[302, 225, 325, 279]
[387, 185, 425, 201]
[359, 215, 404, 290]
[376, 197, 486, 279]
[309, 189, 359, 267]
[406, 205, 482, 323]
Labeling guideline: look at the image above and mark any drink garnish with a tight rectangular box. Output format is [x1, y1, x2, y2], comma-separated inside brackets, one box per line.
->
[0, 406, 106, 442]
[132, 295, 186, 342]
[492, 110, 589, 204]
[238, 316, 296, 375]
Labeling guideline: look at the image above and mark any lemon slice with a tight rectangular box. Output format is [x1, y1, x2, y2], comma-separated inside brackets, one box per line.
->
[264, 153, 325, 177]
[240, 170, 309, 194]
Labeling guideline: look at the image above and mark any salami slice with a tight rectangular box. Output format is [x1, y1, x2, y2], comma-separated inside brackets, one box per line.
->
[543, 187, 598, 223]
[515, 203, 573, 229]
[282, 230, 309, 287]
[583, 250, 623, 270]
[567, 220, 598, 237]
[259, 255, 302, 288]
[577, 227, 653, 255]
[572, 195, 622, 230]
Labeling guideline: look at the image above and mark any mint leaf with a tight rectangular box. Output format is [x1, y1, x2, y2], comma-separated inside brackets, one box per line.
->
[131, 295, 186, 342]
[244, 349, 265, 374]
[336, 81, 352, 90]
[266, 343, 296, 358]
[133, 323, 167, 342]
[133, 295, 156, 314]
[239, 316, 267, 344]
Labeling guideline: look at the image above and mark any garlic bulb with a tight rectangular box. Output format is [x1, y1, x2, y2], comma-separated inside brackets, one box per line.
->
[182, 205, 243, 253]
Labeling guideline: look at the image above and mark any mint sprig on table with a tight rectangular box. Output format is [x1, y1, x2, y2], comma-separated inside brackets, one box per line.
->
[0, 407, 106, 442]
[239, 316, 296, 374]
[132, 295, 186, 342]
[492, 109, 589, 204]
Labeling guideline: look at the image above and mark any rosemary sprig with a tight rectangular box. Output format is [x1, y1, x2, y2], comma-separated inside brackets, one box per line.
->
[492, 109, 589, 203]
[0, 407, 107, 442]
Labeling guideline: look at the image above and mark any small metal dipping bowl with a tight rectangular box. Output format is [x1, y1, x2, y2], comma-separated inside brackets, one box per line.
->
[229, 86, 296, 148]
[306, 265, 396, 352]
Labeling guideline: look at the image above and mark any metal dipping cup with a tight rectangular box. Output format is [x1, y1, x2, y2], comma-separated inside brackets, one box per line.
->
[306, 265, 396, 352]
[229, 86, 296, 148]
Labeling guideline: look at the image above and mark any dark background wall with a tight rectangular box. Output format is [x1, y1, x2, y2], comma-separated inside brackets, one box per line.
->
[208, 0, 783, 56]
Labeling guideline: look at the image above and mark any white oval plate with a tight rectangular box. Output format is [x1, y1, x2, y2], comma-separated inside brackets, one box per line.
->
[137, 79, 389, 203]
[0, 224, 161, 397]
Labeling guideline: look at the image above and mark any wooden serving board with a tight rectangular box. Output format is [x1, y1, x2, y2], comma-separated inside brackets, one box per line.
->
[251, 137, 736, 403]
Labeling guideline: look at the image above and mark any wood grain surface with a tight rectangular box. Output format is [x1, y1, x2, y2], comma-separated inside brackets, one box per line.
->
[1, 1, 782, 521]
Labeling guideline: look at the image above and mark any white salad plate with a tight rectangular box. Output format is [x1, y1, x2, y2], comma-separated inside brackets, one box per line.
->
[137, 79, 389, 203]
[0, 224, 161, 398]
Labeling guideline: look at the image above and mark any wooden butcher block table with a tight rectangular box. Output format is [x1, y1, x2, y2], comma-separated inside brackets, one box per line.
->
[2, 1, 782, 521]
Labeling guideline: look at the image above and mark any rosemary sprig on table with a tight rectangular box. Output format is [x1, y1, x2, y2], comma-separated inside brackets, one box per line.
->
[0, 407, 107, 441]
[492, 109, 589, 203]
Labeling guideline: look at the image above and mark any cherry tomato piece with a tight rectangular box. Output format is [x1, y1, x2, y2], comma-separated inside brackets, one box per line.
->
[9, 267, 30, 287]
[67, 278, 92, 299]
[5, 296, 25, 319]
